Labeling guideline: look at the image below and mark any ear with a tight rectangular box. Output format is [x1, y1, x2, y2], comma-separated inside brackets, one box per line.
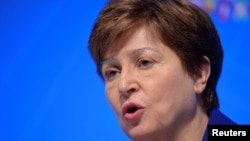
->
[194, 56, 211, 94]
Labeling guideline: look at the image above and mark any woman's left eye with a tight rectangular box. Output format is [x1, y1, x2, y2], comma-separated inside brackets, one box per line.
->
[138, 59, 153, 69]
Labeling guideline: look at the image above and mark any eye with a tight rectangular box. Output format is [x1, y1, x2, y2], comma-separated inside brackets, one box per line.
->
[104, 69, 120, 81]
[138, 59, 153, 69]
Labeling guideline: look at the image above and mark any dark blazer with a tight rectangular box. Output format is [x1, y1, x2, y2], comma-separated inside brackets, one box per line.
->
[202, 109, 236, 141]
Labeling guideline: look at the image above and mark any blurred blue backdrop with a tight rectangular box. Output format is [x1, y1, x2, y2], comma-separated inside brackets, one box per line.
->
[0, 0, 249, 141]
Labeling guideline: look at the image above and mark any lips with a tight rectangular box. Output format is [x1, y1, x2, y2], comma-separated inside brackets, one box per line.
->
[122, 102, 144, 120]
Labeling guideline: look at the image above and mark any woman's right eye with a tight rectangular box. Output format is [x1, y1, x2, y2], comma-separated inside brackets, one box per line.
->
[104, 69, 119, 80]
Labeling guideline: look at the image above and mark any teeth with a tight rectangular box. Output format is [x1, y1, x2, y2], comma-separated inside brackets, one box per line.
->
[127, 106, 138, 113]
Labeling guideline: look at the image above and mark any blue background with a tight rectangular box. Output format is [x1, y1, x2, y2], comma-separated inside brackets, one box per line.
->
[0, 0, 249, 141]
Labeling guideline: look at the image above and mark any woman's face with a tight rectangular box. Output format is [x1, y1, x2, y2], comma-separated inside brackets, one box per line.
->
[101, 27, 202, 140]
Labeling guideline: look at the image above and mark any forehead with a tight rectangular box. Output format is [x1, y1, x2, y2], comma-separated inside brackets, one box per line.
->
[103, 26, 161, 59]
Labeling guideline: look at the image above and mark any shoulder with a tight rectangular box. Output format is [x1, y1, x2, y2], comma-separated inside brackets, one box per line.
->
[202, 108, 236, 141]
[208, 108, 237, 125]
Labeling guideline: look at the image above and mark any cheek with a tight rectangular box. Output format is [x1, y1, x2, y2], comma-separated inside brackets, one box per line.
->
[144, 74, 197, 124]
[146, 68, 195, 106]
[105, 84, 121, 114]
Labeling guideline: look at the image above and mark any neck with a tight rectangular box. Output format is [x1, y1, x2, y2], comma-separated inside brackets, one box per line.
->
[174, 106, 208, 141]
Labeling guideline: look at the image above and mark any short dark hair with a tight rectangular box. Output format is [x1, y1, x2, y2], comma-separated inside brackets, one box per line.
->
[88, 0, 223, 114]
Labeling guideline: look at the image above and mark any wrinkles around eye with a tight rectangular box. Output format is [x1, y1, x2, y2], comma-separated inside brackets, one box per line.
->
[138, 59, 154, 69]
[103, 69, 120, 81]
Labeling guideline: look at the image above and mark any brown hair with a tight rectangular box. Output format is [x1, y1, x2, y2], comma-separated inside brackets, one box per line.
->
[88, 0, 223, 114]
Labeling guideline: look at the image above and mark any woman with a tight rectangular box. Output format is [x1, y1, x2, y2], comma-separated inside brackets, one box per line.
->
[88, 0, 235, 141]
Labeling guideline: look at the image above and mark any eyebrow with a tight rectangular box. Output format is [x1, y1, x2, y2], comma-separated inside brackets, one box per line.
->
[101, 57, 117, 65]
[101, 47, 160, 65]
[127, 47, 160, 58]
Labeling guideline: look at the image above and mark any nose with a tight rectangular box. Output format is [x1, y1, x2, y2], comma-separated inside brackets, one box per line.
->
[118, 69, 139, 98]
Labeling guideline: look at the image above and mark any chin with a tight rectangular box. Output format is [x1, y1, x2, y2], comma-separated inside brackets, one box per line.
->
[123, 123, 156, 141]
[128, 133, 155, 141]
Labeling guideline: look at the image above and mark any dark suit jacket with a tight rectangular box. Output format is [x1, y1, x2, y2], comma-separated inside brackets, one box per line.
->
[202, 109, 236, 141]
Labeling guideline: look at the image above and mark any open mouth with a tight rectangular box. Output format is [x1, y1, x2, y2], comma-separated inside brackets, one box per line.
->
[127, 106, 139, 114]
[122, 102, 144, 115]
[122, 103, 144, 120]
